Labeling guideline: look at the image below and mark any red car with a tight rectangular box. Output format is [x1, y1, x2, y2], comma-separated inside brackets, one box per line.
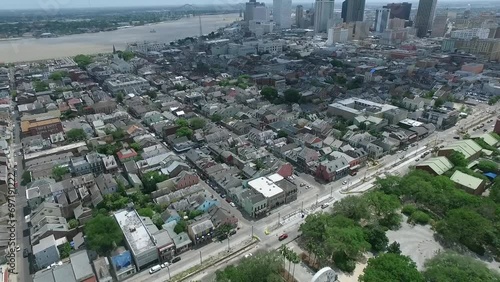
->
[225, 198, 232, 203]
[278, 234, 288, 241]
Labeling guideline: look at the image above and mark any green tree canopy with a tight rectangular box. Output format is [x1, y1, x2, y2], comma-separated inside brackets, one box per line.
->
[283, 88, 301, 104]
[176, 127, 193, 139]
[363, 225, 389, 252]
[211, 113, 222, 123]
[74, 54, 93, 68]
[448, 151, 468, 167]
[21, 171, 32, 186]
[66, 128, 86, 142]
[84, 214, 123, 255]
[277, 130, 288, 138]
[189, 117, 206, 130]
[120, 50, 135, 61]
[116, 92, 124, 103]
[359, 253, 424, 282]
[387, 241, 401, 255]
[331, 195, 370, 222]
[215, 251, 283, 282]
[260, 86, 278, 102]
[176, 118, 189, 127]
[49, 71, 67, 81]
[52, 165, 69, 181]
[141, 171, 168, 194]
[68, 219, 79, 229]
[423, 252, 500, 282]
[477, 160, 497, 173]
[174, 220, 187, 234]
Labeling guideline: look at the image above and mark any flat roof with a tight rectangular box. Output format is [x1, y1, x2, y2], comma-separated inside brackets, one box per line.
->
[248, 176, 284, 198]
[21, 118, 61, 132]
[24, 141, 86, 161]
[450, 170, 484, 190]
[399, 118, 423, 127]
[114, 209, 156, 257]
[416, 156, 454, 175]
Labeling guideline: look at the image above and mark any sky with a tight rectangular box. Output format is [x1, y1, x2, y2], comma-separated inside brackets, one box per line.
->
[0, 0, 479, 10]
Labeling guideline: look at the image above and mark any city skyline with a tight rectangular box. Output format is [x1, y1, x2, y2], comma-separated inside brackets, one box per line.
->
[0, 0, 488, 10]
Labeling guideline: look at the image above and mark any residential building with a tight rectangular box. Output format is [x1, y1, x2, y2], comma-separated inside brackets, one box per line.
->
[450, 170, 486, 195]
[342, 0, 365, 23]
[375, 8, 390, 33]
[273, 0, 292, 29]
[314, 0, 335, 33]
[114, 209, 158, 270]
[187, 219, 214, 245]
[33, 235, 60, 270]
[95, 174, 118, 195]
[70, 250, 96, 282]
[32, 250, 95, 282]
[315, 157, 350, 182]
[104, 74, 150, 95]
[383, 2, 411, 20]
[245, 173, 297, 214]
[328, 98, 398, 120]
[110, 249, 136, 281]
[21, 117, 63, 138]
[414, 0, 437, 37]
[93, 257, 113, 282]
[116, 149, 138, 163]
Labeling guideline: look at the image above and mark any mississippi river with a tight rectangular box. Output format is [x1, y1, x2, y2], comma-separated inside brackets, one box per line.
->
[0, 13, 239, 63]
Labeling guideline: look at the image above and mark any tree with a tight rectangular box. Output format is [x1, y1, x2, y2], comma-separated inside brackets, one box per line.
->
[174, 220, 187, 234]
[121, 50, 135, 61]
[52, 165, 69, 181]
[145, 90, 157, 99]
[436, 208, 493, 255]
[49, 71, 67, 81]
[365, 191, 401, 219]
[74, 54, 93, 68]
[68, 219, 79, 229]
[176, 127, 193, 139]
[477, 160, 497, 172]
[141, 171, 168, 194]
[448, 151, 468, 167]
[129, 142, 141, 152]
[277, 130, 288, 138]
[283, 89, 301, 104]
[175, 118, 189, 127]
[387, 241, 401, 255]
[137, 207, 154, 218]
[66, 128, 86, 142]
[215, 251, 283, 282]
[189, 117, 206, 130]
[260, 86, 278, 102]
[211, 113, 222, 123]
[332, 195, 370, 221]
[423, 252, 500, 282]
[116, 92, 124, 103]
[359, 253, 424, 282]
[410, 211, 431, 225]
[59, 242, 72, 259]
[364, 226, 389, 252]
[85, 214, 123, 255]
[33, 80, 49, 92]
[21, 171, 32, 186]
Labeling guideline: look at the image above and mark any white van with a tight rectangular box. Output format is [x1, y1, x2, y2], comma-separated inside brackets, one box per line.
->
[149, 265, 161, 274]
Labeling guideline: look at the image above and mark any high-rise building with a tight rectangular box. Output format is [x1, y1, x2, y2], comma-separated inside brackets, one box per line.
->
[273, 0, 292, 29]
[341, 0, 366, 23]
[245, 0, 268, 22]
[415, 0, 437, 38]
[383, 2, 412, 20]
[375, 8, 391, 33]
[296, 5, 304, 28]
[430, 13, 448, 38]
[314, 0, 335, 33]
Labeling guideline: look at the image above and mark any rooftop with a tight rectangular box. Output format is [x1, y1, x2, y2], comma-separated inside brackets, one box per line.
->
[450, 170, 484, 191]
[21, 117, 61, 133]
[114, 209, 156, 257]
[248, 175, 284, 198]
[417, 156, 454, 175]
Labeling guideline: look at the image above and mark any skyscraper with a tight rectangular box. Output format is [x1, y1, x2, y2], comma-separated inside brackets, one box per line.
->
[296, 5, 304, 28]
[415, 0, 437, 38]
[375, 8, 391, 33]
[314, 0, 335, 33]
[245, 0, 268, 22]
[273, 0, 292, 29]
[341, 0, 366, 23]
[383, 2, 412, 20]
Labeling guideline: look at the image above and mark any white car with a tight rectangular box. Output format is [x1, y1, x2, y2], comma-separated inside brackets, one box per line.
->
[230, 202, 236, 207]
[160, 263, 169, 268]
[244, 253, 253, 258]
[342, 181, 347, 185]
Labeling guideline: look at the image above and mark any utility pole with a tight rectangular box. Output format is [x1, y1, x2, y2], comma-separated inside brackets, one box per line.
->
[251, 225, 254, 238]
[227, 235, 230, 252]
[199, 251, 202, 264]
[316, 194, 318, 206]
[199, 15, 203, 37]
[330, 186, 333, 197]
[277, 212, 281, 226]
[301, 201, 304, 212]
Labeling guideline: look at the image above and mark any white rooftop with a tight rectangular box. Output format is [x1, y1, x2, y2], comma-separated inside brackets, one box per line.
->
[248, 176, 283, 198]
[267, 173, 284, 182]
[114, 209, 155, 256]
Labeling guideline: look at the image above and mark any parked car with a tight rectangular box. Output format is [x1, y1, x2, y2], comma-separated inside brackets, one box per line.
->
[149, 265, 161, 274]
[321, 204, 329, 209]
[22, 248, 28, 258]
[171, 257, 181, 264]
[342, 180, 347, 185]
[225, 198, 232, 203]
[244, 253, 253, 258]
[278, 234, 288, 241]
[230, 202, 236, 207]
[160, 263, 169, 268]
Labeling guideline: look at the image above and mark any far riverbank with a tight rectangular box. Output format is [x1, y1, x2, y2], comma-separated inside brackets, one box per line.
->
[0, 13, 239, 63]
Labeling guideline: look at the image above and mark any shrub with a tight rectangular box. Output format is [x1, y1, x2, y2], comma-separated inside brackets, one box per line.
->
[411, 211, 431, 225]
[402, 204, 417, 216]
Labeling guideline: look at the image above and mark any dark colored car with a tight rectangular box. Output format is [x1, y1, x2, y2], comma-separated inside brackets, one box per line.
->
[171, 257, 181, 263]
[23, 249, 28, 258]
[278, 234, 288, 241]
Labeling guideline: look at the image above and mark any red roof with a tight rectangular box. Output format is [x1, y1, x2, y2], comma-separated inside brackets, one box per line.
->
[117, 149, 137, 160]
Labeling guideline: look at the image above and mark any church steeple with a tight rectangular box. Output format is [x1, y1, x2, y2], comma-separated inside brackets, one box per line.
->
[113, 45, 116, 54]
